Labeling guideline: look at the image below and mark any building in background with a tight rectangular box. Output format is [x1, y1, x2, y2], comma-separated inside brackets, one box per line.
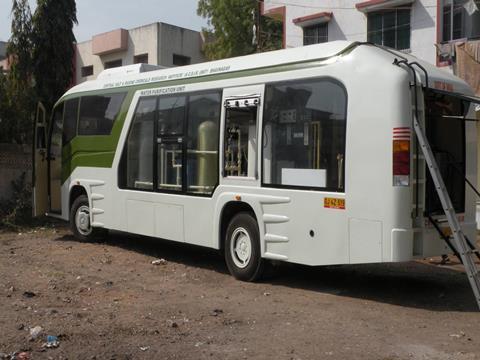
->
[75, 22, 205, 84]
[0, 41, 6, 59]
[261, 0, 479, 73]
[0, 41, 8, 72]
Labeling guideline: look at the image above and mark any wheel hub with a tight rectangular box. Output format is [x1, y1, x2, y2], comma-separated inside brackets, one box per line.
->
[75, 205, 92, 236]
[230, 228, 252, 269]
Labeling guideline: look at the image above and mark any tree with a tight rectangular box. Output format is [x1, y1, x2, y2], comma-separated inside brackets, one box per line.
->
[197, 0, 282, 60]
[32, 0, 77, 110]
[2, 0, 35, 144]
[7, 0, 33, 87]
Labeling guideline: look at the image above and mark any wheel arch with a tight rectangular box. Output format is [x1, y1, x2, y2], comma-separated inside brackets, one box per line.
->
[69, 184, 88, 217]
[217, 200, 259, 253]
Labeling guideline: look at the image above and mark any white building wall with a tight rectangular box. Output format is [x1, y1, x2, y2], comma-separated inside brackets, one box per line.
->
[264, 0, 438, 65]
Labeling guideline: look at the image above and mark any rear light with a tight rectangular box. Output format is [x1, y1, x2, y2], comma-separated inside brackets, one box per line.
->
[393, 139, 410, 186]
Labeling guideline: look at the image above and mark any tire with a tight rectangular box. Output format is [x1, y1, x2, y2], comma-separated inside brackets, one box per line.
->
[224, 212, 264, 282]
[70, 194, 107, 242]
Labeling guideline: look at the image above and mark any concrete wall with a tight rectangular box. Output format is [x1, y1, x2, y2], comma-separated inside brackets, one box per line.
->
[158, 23, 204, 67]
[264, 0, 438, 65]
[75, 22, 205, 84]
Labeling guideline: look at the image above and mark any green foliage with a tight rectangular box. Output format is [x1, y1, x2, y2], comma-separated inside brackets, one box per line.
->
[32, 0, 78, 111]
[1, 0, 35, 144]
[197, 0, 282, 60]
[7, 0, 33, 85]
[0, 0, 78, 144]
[0, 172, 32, 230]
[258, 14, 283, 52]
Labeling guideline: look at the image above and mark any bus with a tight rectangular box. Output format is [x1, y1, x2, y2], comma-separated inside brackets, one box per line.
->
[33, 41, 479, 282]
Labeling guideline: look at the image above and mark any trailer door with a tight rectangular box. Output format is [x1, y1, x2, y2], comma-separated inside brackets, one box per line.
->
[33, 102, 48, 216]
[48, 102, 66, 213]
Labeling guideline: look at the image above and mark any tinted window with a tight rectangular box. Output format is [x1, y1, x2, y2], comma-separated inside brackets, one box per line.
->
[50, 103, 64, 157]
[158, 96, 185, 136]
[63, 98, 79, 144]
[120, 91, 222, 196]
[186, 92, 221, 194]
[78, 93, 126, 136]
[124, 98, 156, 190]
[263, 79, 347, 191]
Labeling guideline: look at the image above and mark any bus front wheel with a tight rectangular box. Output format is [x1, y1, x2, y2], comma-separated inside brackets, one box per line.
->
[70, 195, 106, 242]
[225, 212, 264, 282]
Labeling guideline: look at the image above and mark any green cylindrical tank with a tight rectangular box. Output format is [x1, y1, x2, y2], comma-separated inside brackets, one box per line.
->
[197, 120, 217, 189]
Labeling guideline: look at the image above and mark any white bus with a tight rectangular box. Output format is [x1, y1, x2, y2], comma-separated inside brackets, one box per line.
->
[33, 41, 479, 282]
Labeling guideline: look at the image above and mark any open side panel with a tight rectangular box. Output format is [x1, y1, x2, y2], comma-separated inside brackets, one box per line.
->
[424, 89, 468, 215]
[33, 102, 48, 217]
[220, 85, 264, 187]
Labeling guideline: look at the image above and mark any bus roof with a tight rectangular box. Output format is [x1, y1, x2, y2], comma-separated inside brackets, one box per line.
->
[65, 41, 473, 98]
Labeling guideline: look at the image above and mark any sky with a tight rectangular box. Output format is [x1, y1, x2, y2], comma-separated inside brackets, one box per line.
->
[0, 0, 209, 42]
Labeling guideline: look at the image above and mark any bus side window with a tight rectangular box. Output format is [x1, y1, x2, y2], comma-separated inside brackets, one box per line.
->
[78, 93, 126, 136]
[186, 92, 221, 194]
[263, 79, 347, 191]
[50, 102, 65, 157]
[123, 97, 156, 190]
[63, 99, 79, 145]
[157, 95, 186, 192]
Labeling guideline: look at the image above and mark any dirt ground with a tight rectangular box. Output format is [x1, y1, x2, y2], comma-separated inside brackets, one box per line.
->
[0, 224, 479, 360]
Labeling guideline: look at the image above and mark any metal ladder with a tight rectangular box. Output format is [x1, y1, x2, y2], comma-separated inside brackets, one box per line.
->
[395, 59, 480, 309]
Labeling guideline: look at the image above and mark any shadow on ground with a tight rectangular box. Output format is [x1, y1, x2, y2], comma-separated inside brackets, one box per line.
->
[56, 230, 479, 313]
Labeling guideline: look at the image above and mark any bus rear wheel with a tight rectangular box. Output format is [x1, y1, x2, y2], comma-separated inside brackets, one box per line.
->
[225, 212, 264, 282]
[70, 195, 106, 242]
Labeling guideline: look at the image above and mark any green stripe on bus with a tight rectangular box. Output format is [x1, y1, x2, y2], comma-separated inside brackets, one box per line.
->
[59, 43, 361, 183]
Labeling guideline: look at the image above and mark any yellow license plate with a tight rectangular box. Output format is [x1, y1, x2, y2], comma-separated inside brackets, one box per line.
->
[324, 197, 345, 210]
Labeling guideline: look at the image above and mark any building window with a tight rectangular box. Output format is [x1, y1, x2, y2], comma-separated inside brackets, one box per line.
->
[303, 23, 328, 45]
[81, 65, 93, 77]
[78, 93, 126, 136]
[367, 9, 411, 50]
[104, 59, 122, 69]
[173, 54, 191, 66]
[134, 53, 149, 64]
[442, 0, 480, 41]
[263, 79, 347, 191]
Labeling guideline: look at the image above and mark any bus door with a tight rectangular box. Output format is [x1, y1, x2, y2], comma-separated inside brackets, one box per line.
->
[48, 102, 65, 213]
[221, 85, 264, 186]
[33, 103, 48, 216]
